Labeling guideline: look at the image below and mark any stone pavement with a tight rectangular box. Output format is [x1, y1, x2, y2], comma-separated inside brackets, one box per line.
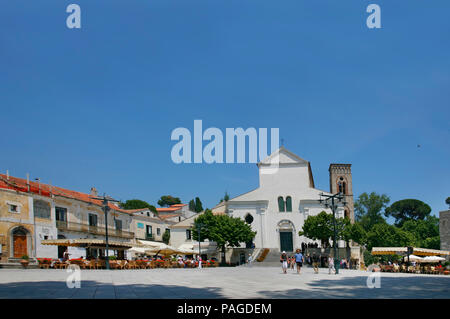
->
[0, 266, 449, 299]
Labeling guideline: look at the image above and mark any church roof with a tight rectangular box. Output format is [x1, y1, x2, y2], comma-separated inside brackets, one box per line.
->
[257, 146, 309, 166]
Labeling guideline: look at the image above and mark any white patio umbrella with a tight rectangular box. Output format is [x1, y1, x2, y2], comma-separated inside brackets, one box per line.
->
[421, 256, 446, 263]
[405, 254, 425, 262]
[128, 247, 148, 254]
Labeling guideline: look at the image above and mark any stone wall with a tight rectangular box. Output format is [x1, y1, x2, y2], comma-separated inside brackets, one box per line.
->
[439, 210, 450, 255]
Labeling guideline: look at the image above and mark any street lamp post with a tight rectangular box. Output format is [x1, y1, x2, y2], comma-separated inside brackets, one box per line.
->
[197, 224, 202, 258]
[103, 198, 110, 270]
[90, 194, 120, 270]
[319, 190, 346, 275]
[196, 223, 207, 268]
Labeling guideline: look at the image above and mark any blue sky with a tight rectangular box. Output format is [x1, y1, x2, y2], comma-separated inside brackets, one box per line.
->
[1, 0, 449, 218]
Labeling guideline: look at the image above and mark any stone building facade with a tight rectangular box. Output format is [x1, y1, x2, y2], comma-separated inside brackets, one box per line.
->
[440, 210, 450, 257]
[329, 164, 354, 222]
[0, 174, 136, 262]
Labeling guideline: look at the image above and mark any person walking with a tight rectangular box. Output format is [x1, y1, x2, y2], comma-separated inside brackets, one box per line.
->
[312, 253, 320, 274]
[328, 255, 335, 274]
[247, 254, 253, 267]
[294, 249, 304, 275]
[290, 255, 295, 271]
[280, 251, 288, 274]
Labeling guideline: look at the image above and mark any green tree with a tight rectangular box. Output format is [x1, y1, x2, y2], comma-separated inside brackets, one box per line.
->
[385, 199, 432, 226]
[192, 210, 256, 264]
[298, 211, 334, 248]
[120, 199, 157, 214]
[346, 221, 367, 246]
[365, 223, 415, 250]
[445, 197, 450, 209]
[189, 199, 196, 212]
[354, 192, 390, 231]
[157, 195, 181, 207]
[400, 215, 440, 249]
[421, 236, 440, 250]
[220, 192, 230, 203]
[162, 229, 170, 244]
[194, 197, 203, 213]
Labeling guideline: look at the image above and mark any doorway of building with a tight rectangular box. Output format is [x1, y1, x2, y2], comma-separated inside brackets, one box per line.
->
[57, 235, 67, 259]
[12, 227, 28, 258]
[240, 252, 246, 265]
[279, 231, 293, 252]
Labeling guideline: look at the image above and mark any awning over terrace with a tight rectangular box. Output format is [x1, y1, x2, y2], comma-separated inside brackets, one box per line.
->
[41, 238, 134, 250]
[371, 247, 450, 256]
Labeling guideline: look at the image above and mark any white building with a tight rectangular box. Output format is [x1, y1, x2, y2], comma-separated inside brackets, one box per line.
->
[213, 147, 353, 253]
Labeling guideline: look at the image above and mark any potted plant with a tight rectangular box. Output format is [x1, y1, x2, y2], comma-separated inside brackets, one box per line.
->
[20, 255, 30, 268]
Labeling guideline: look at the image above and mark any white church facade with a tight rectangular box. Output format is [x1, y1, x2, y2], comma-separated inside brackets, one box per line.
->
[213, 147, 354, 254]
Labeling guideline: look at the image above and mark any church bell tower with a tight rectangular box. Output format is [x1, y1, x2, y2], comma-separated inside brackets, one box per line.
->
[329, 164, 354, 223]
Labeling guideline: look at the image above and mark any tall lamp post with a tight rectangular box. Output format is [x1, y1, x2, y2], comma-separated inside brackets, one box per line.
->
[196, 223, 206, 258]
[90, 194, 120, 270]
[318, 189, 346, 275]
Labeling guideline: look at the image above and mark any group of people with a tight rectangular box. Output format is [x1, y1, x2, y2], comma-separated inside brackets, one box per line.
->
[280, 250, 348, 274]
[176, 255, 205, 268]
[280, 249, 310, 274]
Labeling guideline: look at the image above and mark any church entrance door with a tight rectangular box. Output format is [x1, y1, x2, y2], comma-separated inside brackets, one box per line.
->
[280, 231, 293, 252]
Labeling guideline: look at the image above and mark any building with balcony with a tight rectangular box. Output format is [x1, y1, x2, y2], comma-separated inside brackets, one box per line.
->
[129, 208, 173, 242]
[0, 173, 135, 262]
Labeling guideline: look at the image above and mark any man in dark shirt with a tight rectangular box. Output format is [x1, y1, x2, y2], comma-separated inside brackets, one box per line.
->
[312, 253, 320, 274]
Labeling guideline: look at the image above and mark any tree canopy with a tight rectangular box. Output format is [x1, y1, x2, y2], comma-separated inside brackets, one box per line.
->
[400, 216, 440, 249]
[445, 197, 450, 209]
[219, 192, 230, 203]
[192, 210, 256, 264]
[194, 197, 203, 213]
[162, 229, 170, 244]
[188, 197, 203, 213]
[364, 223, 415, 250]
[298, 211, 334, 247]
[189, 199, 196, 212]
[354, 192, 390, 231]
[120, 199, 157, 214]
[385, 199, 431, 226]
[157, 195, 181, 207]
[299, 211, 358, 248]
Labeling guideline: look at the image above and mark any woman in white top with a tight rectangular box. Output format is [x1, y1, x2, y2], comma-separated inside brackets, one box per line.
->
[328, 256, 335, 274]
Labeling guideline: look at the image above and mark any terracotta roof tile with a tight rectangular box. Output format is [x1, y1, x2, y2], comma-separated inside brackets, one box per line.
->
[0, 174, 133, 215]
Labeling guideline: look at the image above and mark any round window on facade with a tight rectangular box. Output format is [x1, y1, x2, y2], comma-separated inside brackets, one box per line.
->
[245, 214, 254, 224]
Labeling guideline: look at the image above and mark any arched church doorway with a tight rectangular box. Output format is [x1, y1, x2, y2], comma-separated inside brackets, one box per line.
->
[12, 227, 30, 258]
[278, 220, 295, 252]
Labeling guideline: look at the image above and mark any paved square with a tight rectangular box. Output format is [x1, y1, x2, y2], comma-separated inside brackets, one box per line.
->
[0, 267, 449, 299]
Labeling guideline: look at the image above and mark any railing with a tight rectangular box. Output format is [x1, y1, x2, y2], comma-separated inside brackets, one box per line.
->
[56, 220, 134, 239]
[256, 248, 270, 262]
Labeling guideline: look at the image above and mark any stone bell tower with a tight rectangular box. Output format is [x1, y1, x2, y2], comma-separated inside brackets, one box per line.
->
[329, 164, 354, 223]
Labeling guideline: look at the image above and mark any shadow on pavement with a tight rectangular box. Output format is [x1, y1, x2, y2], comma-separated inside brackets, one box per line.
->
[0, 280, 225, 299]
[257, 275, 450, 299]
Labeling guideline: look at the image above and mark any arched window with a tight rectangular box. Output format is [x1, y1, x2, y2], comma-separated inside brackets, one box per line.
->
[278, 197, 285, 212]
[286, 196, 292, 212]
[245, 214, 254, 224]
[338, 177, 347, 195]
